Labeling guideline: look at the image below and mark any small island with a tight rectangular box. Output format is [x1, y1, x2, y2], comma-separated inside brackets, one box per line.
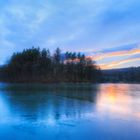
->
[0, 47, 101, 83]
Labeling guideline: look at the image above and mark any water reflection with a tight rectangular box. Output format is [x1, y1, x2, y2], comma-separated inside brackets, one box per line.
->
[0, 83, 140, 140]
[0, 84, 99, 123]
[97, 84, 140, 120]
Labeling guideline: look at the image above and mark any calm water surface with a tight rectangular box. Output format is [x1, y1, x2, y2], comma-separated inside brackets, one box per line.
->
[0, 83, 140, 140]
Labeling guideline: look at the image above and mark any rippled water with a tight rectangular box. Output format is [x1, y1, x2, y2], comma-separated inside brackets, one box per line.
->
[0, 83, 140, 140]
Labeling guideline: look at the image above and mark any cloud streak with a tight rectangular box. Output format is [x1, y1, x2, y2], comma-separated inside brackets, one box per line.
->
[93, 47, 140, 61]
[100, 57, 140, 69]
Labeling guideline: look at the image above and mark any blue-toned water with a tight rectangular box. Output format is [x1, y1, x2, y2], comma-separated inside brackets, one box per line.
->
[0, 83, 140, 140]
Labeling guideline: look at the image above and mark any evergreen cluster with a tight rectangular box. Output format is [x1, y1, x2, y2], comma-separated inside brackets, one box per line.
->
[0, 47, 101, 83]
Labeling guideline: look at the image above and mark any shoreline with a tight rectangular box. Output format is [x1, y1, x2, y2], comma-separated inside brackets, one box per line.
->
[0, 80, 139, 84]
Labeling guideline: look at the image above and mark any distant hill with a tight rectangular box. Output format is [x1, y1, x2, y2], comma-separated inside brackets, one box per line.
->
[102, 67, 140, 83]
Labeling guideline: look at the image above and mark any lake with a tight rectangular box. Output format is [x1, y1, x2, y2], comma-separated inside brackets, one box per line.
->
[0, 83, 140, 140]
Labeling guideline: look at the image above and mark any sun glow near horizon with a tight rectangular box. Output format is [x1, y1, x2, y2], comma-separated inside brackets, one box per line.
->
[87, 47, 140, 69]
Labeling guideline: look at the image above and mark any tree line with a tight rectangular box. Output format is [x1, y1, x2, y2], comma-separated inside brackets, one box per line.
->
[0, 47, 101, 83]
[102, 67, 140, 83]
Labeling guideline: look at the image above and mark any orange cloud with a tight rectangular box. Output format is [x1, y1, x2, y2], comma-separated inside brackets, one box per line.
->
[93, 48, 140, 61]
[100, 57, 140, 69]
[63, 48, 140, 69]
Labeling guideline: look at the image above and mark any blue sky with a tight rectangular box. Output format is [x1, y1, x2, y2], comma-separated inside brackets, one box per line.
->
[0, 0, 140, 69]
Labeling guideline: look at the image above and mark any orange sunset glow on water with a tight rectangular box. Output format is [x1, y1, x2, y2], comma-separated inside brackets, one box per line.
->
[96, 84, 140, 120]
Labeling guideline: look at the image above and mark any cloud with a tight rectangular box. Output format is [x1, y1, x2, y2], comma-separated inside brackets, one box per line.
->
[100, 57, 140, 69]
[0, 0, 140, 69]
[94, 47, 140, 61]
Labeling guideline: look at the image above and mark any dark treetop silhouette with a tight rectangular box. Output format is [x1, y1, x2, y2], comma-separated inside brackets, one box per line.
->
[0, 47, 101, 83]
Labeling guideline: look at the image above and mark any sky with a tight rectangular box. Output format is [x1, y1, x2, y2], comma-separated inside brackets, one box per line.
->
[0, 0, 140, 69]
